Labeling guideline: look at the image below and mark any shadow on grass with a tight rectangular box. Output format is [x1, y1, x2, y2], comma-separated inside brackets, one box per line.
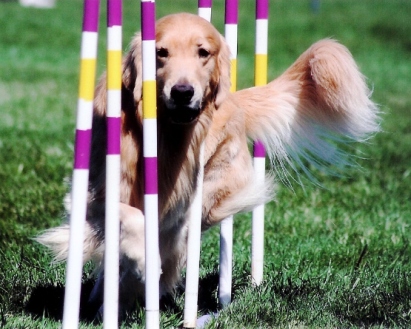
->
[22, 266, 411, 327]
[24, 271, 220, 324]
[25, 279, 97, 322]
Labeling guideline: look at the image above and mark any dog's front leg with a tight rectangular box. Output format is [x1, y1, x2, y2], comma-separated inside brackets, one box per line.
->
[119, 204, 146, 282]
[118, 203, 164, 318]
[88, 203, 161, 321]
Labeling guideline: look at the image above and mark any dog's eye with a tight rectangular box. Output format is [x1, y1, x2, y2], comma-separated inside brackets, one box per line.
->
[198, 48, 210, 58]
[157, 48, 169, 58]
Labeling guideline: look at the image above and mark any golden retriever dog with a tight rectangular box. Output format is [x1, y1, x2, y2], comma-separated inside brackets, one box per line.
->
[37, 13, 379, 318]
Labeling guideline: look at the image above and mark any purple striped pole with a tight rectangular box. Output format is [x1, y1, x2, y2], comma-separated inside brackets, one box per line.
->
[219, 0, 238, 308]
[225, 0, 238, 93]
[183, 5, 213, 328]
[141, 1, 160, 328]
[252, 0, 268, 286]
[104, 0, 122, 327]
[198, 0, 212, 21]
[62, 0, 100, 328]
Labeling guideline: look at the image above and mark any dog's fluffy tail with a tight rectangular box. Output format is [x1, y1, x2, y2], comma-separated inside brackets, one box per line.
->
[35, 222, 103, 264]
[235, 39, 379, 181]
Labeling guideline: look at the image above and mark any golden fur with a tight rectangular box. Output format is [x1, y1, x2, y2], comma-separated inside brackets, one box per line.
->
[37, 13, 379, 318]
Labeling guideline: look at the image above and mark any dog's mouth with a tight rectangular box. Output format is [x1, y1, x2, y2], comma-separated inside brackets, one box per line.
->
[168, 106, 201, 124]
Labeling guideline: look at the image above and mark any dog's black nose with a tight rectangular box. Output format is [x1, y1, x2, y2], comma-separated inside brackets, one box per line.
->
[170, 84, 194, 105]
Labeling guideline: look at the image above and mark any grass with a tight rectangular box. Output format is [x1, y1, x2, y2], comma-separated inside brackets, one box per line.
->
[1, 0, 411, 327]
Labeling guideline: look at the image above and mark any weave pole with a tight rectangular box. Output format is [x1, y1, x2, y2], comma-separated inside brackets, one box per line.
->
[103, 0, 122, 327]
[251, 0, 268, 286]
[141, 1, 160, 328]
[183, 142, 205, 328]
[62, 1, 100, 328]
[182, 4, 212, 328]
[218, 0, 238, 308]
[197, 0, 212, 21]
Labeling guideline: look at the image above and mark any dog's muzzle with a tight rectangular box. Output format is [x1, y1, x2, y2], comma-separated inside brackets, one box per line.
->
[167, 84, 201, 124]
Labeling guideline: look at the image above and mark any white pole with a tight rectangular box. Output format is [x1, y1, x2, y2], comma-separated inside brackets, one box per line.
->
[182, 3, 212, 327]
[183, 143, 206, 328]
[219, 215, 233, 306]
[218, 0, 238, 307]
[251, 0, 268, 286]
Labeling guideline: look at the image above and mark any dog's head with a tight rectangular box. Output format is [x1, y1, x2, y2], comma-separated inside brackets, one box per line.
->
[123, 13, 231, 124]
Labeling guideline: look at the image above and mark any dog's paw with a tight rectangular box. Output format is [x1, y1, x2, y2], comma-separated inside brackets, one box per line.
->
[119, 205, 147, 280]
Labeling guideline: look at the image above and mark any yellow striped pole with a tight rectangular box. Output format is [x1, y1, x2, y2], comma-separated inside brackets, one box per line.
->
[103, 0, 122, 327]
[63, 1, 100, 328]
[141, 1, 160, 328]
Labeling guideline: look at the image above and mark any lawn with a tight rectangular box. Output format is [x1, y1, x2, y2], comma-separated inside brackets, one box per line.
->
[1, 0, 411, 328]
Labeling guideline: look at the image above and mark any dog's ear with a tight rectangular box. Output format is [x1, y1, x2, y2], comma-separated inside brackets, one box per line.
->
[122, 32, 143, 103]
[214, 35, 231, 107]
